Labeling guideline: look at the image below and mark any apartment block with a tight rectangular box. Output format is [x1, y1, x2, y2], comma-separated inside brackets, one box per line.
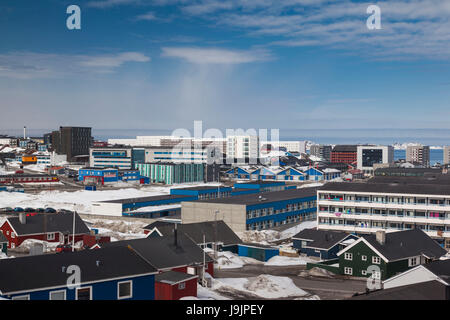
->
[317, 181, 450, 248]
[406, 145, 430, 167]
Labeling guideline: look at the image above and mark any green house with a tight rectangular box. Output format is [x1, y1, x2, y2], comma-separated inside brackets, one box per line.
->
[337, 229, 447, 281]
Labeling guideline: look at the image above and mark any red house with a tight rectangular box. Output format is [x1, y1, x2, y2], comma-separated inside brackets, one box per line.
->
[155, 271, 198, 300]
[0, 212, 91, 249]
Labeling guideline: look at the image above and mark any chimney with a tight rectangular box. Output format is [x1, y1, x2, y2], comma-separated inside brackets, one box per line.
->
[376, 230, 386, 245]
[19, 212, 26, 224]
[23, 126, 26, 139]
[174, 223, 178, 247]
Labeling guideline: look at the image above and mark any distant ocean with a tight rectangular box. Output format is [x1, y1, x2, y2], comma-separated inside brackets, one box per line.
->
[1, 127, 447, 165]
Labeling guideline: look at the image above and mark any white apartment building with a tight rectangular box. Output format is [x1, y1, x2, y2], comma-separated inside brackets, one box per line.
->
[261, 140, 307, 154]
[357, 145, 394, 173]
[227, 135, 259, 160]
[406, 145, 430, 167]
[317, 182, 450, 248]
[444, 146, 450, 165]
[107, 136, 226, 154]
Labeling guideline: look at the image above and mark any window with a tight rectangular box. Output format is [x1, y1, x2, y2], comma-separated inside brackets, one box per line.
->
[178, 282, 186, 290]
[361, 270, 367, 276]
[361, 255, 367, 261]
[371, 271, 381, 280]
[344, 267, 353, 275]
[344, 253, 353, 261]
[408, 257, 419, 267]
[76, 287, 92, 300]
[12, 295, 30, 300]
[118, 281, 132, 299]
[372, 256, 381, 264]
[47, 233, 55, 241]
[50, 290, 66, 300]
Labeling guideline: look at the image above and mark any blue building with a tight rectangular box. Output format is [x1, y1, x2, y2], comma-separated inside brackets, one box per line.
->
[78, 167, 119, 185]
[304, 167, 341, 181]
[118, 169, 141, 182]
[233, 181, 287, 193]
[237, 243, 279, 262]
[292, 228, 358, 260]
[182, 187, 318, 233]
[0, 247, 157, 300]
[170, 185, 232, 199]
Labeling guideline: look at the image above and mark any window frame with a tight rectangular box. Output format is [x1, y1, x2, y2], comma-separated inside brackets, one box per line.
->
[117, 280, 133, 300]
[372, 256, 381, 264]
[344, 252, 353, 261]
[49, 289, 67, 300]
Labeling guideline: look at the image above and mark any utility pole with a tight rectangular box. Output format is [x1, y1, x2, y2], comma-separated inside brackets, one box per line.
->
[202, 233, 206, 287]
[214, 210, 219, 260]
[72, 203, 76, 252]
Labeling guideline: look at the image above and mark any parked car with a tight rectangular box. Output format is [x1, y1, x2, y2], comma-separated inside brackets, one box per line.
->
[14, 207, 24, 212]
[24, 207, 35, 213]
[26, 213, 38, 217]
[56, 244, 72, 253]
[36, 208, 45, 213]
[44, 207, 56, 213]
[0, 207, 13, 213]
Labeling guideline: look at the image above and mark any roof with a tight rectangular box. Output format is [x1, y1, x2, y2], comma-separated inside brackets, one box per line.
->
[292, 228, 352, 249]
[319, 181, 450, 196]
[155, 270, 198, 285]
[332, 145, 358, 152]
[7, 212, 90, 236]
[350, 280, 449, 300]
[101, 194, 191, 204]
[423, 259, 450, 283]
[194, 187, 317, 206]
[368, 175, 450, 185]
[348, 229, 447, 262]
[143, 221, 242, 246]
[0, 246, 157, 295]
[234, 180, 286, 186]
[101, 233, 213, 270]
[171, 186, 228, 191]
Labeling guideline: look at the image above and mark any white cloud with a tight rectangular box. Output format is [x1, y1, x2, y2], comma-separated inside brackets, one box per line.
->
[161, 47, 273, 64]
[0, 52, 151, 79]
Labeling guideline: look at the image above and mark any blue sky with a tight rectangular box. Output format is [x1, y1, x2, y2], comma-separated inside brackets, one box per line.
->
[1, 0, 450, 132]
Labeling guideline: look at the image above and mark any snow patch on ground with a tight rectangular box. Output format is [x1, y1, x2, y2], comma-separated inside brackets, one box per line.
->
[84, 218, 149, 241]
[237, 220, 318, 244]
[264, 255, 314, 266]
[0, 183, 222, 213]
[214, 275, 314, 299]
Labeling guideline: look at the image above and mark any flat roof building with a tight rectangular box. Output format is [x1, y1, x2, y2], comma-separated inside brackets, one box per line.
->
[182, 188, 318, 233]
[317, 180, 450, 248]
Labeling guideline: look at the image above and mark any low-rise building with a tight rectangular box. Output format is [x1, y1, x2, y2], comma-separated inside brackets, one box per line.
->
[317, 180, 450, 247]
[337, 229, 446, 280]
[292, 228, 358, 259]
[0, 212, 91, 249]
[0, 246, 157, 300]
[182, 188, 318, 233]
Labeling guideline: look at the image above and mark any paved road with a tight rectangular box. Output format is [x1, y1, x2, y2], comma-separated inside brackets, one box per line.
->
[214, 264, 367, 300]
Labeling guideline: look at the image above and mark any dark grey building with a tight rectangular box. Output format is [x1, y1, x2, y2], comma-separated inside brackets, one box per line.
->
[310, 144, 332, 161]
[51, 127, 92, 162]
